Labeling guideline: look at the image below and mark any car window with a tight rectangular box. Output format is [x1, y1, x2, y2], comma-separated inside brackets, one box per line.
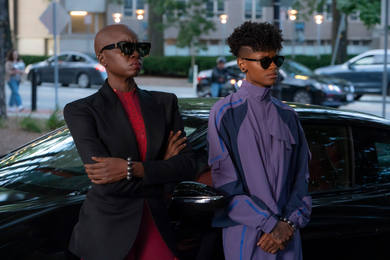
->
[352, 127, 390, 187]
[0, 128, 89, 197]
[373, 55, 390, 65]
[48, 54, 68, 62]
[352, 55, 374, 66]
[70, 55, 87, 62]
[280, 60, 315, 77]
[302, 125, 352, 192]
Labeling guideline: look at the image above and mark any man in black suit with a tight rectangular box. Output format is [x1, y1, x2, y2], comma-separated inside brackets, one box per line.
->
[64, 24, 196, 260]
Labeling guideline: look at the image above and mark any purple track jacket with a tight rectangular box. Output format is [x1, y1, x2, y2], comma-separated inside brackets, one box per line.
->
[207, 80, 312, 260]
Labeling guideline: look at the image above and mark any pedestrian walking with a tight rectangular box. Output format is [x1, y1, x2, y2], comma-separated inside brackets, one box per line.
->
[207, 21, 312, 260]
[5, 49, 25, 112]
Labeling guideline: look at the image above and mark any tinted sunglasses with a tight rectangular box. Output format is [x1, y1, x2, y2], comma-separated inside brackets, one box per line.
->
[100, 41, 151, 57]
[241, 55, 285, 69]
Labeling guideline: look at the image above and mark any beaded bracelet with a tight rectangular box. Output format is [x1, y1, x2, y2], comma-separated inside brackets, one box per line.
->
[279, 217, 297, 231]
[126, 157, 133, 180]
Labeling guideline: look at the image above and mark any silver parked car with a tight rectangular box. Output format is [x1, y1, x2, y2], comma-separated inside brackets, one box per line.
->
[25, 51, 108, 88]
[314, 49, 390, 100]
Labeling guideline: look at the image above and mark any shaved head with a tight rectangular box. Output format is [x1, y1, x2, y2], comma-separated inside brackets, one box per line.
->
[94, 24, 138, 56]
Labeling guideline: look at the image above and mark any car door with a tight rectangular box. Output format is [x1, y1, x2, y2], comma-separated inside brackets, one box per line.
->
[61, 54, 88, 85]
[300, 124, 390, 260]
[40, 54, 69, 83]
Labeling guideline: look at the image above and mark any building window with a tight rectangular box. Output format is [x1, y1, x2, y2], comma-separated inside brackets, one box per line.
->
[206, 0, 225, 18]
[124, 0, 133, 17]
[349, 11, 360, 21]
[325, 0, 332, 21]
[124, 0, 145, 17]
[244, 0, 262, 20]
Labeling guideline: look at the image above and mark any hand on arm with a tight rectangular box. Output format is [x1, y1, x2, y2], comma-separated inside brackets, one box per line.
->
[85, 131, 186, 184]
[257, 221, 294, 254]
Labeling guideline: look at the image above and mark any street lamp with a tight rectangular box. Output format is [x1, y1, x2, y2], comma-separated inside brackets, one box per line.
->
[287, 9, 297, 59]
[220, 14, 228, 56]
[315, 14, 323, 60]
[113, 13, 122, 23]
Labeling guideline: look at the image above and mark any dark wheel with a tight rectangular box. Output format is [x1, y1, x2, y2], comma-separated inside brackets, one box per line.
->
[77, 73, 90, 88]
[292, 89, 313, 104]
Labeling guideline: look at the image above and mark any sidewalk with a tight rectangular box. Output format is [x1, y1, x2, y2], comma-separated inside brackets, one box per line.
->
[5, 76, 196, 119]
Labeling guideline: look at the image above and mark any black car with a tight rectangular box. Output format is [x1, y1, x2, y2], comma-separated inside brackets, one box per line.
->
[197, 59, 355, 107]
[1, 99, 390, 259]
[25, 51, 108, 88]
[315, 49, 388, 100]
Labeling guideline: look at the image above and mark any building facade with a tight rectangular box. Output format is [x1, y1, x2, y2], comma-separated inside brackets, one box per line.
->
[8, 0, 380, 57]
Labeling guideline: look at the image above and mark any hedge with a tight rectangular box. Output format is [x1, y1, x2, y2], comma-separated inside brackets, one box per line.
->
[19, 54, 358, 77]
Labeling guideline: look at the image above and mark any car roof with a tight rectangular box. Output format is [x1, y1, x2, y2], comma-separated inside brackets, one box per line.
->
[178, 97, 390, 129]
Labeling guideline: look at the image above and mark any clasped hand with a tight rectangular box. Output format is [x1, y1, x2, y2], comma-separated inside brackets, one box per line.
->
[84, 131, 187, 184]
[257, 221, 295, 254]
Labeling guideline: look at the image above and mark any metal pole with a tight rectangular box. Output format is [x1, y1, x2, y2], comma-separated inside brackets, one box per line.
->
[382, 0, 389, 118]
[317, 23, 321, 60]
[221, 23, 226, 56]
[53, 1, 59, 109]
[331, 13, 346, 66]
[273, 0, 280, 29]
[87, 23, 90, 53]
[193, 64, 198, 96]
[31, 69, 37, 111]
[291, 20, 295, 60]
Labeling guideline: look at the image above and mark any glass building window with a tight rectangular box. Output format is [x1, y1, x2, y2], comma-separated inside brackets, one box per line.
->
[124, 0, 133, 16]
[244, 0, 262, 20]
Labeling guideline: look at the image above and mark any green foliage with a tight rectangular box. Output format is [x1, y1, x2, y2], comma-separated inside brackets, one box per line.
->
[0, 118, 5, 128]
[20, 55, 50, 67]
[46, 109, 66, 131]
[142, 56, 235, 77]
[20, 116, 42, 133]
[284, 54, 357, 70]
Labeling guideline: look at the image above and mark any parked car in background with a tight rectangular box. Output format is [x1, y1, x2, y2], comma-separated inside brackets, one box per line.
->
[1, 99, 390, 259]
[314, 49, 390, 100]
[197, 59, 355, 107]
[25, 51, 107, 88]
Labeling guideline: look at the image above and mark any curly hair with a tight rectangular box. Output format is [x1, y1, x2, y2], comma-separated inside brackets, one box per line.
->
[227, 21, 284, 57]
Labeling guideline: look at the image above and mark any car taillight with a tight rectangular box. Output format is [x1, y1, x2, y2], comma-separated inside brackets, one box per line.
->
[95, 65, 106, 72]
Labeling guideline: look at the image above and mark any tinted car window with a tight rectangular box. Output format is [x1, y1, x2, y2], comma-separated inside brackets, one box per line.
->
[281, 60, 315, 77]
[0, 128, 89, 196]
[353, 127, 390, 187]
[48, 54, 68, 62]
[352, 55, 374, 66]
[303, 125, 352, 192]
[70, 55, 87, 62]
[373, 55, 390, 65]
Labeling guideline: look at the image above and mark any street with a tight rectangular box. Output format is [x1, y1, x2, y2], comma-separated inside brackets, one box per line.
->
[6, 80, 390, 120]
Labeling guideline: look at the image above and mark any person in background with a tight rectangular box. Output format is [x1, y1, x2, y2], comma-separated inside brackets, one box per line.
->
[64, 24, 196, 260]
[207, 21, 312, 260]
[5, 49, 25, 112]
[210, 56, 230, 97]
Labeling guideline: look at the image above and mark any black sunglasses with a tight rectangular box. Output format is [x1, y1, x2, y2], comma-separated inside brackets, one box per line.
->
[241, 55, 285, 69]
[100, 41, 151, 57]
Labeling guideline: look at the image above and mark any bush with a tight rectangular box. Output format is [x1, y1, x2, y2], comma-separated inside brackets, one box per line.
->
[142, 56, 236, 77]
[46, 109, 66, 131]
[20, 115, 42, 133]
[284, 54, 358, 71]
[20, 55, 50, 67]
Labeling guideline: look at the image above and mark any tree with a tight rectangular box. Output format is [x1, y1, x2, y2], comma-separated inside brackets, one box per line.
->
[0, 0, 12, 119]
[147, 0, 216, 66]
[296, 0, 380, 64]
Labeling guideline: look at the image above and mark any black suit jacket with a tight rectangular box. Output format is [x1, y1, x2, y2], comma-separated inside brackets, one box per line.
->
[64, 80, 197, 260]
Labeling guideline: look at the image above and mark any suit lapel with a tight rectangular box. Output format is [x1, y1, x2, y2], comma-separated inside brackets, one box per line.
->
[96, 81, 141, 160]
[137, 88, 165, 161]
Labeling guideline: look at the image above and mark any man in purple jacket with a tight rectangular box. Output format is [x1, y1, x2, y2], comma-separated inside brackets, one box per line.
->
[207, 21, 312, 260]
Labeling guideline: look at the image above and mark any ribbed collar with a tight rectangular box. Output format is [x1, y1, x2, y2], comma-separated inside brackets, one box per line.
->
[239, 80, 272, 100]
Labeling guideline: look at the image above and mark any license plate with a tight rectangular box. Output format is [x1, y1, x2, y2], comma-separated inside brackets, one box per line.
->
[347, 94, 354, 101]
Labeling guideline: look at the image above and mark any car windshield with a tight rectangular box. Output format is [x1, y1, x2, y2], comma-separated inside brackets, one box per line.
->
[281, 60, 316, 77]
[0, 116, 209, 197]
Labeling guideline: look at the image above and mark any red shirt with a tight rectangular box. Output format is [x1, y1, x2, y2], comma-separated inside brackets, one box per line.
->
[114, 88, 147, 162]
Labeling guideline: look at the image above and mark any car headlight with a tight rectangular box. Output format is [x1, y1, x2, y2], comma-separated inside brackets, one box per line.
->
[313, 82, 327, 90]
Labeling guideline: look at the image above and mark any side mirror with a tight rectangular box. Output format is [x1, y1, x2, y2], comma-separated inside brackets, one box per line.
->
[348, 63, 355, 70]
[169, 181, 226, 222]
